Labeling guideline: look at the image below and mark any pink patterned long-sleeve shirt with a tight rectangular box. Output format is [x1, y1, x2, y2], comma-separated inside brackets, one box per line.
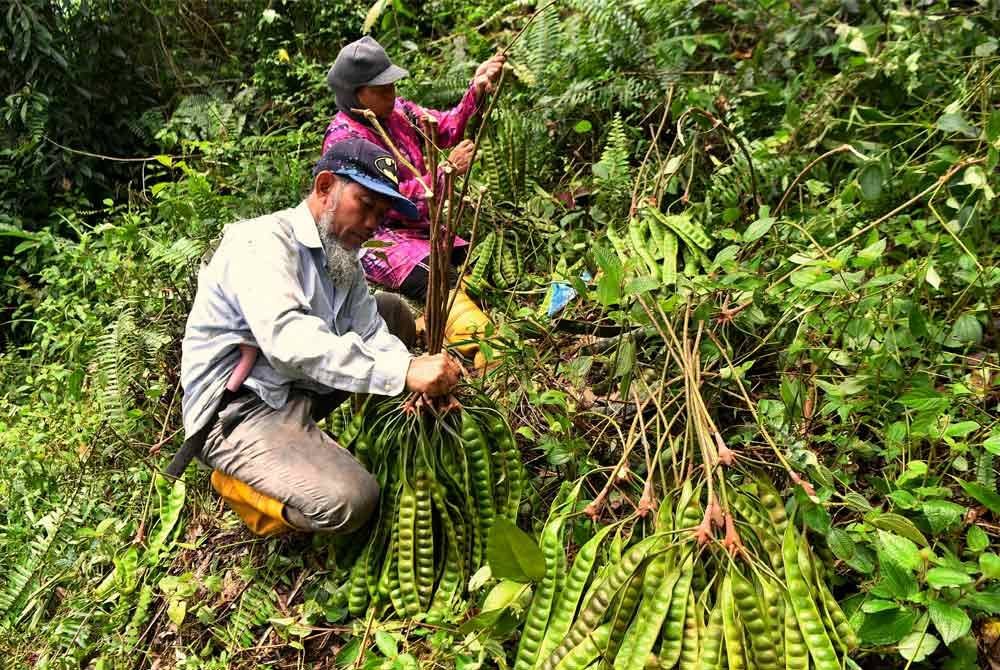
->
[322, 84, 481, 289]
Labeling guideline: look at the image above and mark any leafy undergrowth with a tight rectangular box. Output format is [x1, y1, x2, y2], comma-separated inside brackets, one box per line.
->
[2, 1, 999, 669]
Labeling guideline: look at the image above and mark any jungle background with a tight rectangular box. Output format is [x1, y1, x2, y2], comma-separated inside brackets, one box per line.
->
[1, 0, 999, 668]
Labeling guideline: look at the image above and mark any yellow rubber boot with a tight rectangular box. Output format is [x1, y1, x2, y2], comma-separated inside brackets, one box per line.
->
[210, 470, 293, 536]
[444, 287, 492, 357]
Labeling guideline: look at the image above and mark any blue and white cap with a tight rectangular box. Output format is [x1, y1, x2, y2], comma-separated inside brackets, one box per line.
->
[313, 138, 419, 219]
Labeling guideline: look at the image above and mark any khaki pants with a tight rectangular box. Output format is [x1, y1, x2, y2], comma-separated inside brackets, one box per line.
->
[201, 293, 414, 533]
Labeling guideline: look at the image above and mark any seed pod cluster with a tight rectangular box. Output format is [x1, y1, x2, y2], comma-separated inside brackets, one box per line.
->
[606, 206, 712, 285]
[522, 483, 857, 670]
[465, 230, 524, 296]
[330, 397, 524, 622]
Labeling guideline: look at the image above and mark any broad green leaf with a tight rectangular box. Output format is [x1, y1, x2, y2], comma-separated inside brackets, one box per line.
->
[982, 432, 1000, 455]
[926, 567, 973, 589]
[828, 528, 855, 561]
[625, 275, 660, 295]
[945, 421, 980, 438]
[482, 579, 529, 612]
[855, 237, 886, 267]
[898, 387, 948, 413]
[868, 513, 929, 547]
[375, 630, 398, 658]
[743, 209, 776, 242]
[898, 630, 940, 662]
[929, 600, 971, 646]
[878, 555, 919, 599]
[946, 314, 983, 346]
[921, 500, 965, 534]
[486, 518, 546, 583]
[573, 120, 592, 133]
[859, 164, 883, 201]
[908, 305, 928, 337]
[961, 481, 1000, 515]
[858, 607, 917, 645]
[967, 525, 989, 553]
[980, 553, 1000, 580]
[167, 597, 187, 626]
[936, 113, 978, 138]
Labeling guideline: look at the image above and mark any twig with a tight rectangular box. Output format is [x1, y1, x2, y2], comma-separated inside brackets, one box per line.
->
[352, 108, 433, 198]
[499, 0, 562, 57]
[774, 143, 868, 216]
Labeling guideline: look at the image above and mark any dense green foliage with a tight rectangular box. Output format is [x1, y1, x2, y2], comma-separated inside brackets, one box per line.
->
[1, 1, 998, 668]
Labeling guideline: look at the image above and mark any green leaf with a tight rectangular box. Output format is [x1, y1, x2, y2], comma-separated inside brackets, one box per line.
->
[625, 275, 661, 295]
[980, 553, 1000, 580]
[375, 630, 398, 658]
[898, 630, 940, 662]
[982, 432, 1000, 456]
[936, 113, 978, 138]
[573, 120, 592, 133]
[961, 481, 1000, 515]
[945, 421, 980, 438]
[868, 513, 929, 548]
[878, 556, 919, 599]
[828, 528, 856, 561]
[486, 518, 545, 583]
[594, 246, 623, 307]
[742, 210, 776, 242]
[946, 314, 983, 347]
[921, 500, 965, 534]
[482, 579, 529, 612]
[167, 597, 187, 626]
[858, 607, 918, 645]
[929, 600, 971, 646]
[877, 530, 922, 570]
[967, 525, 989, 553]
[908, 305, 928, 337]
[926, 567, 973, 589]
[859, 164, 883, 201]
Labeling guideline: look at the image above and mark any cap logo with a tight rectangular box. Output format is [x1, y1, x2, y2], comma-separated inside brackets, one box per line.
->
[374, 156, 398, 185]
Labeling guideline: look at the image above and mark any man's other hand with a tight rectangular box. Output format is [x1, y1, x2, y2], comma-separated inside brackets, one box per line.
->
[405, 353, 463, 397]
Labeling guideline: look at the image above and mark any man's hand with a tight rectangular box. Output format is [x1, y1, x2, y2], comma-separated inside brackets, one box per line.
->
[473, 53, 505, 99]
[405, 353, 463, 397]
[448, 140, 476, 176]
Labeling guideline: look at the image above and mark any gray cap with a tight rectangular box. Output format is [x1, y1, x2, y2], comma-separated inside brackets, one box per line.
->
[327, 36, 409, 93]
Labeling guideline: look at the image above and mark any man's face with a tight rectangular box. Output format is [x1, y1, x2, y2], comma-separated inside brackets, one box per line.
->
[318, 177, 391, 251]
[356, 83, 396, 119]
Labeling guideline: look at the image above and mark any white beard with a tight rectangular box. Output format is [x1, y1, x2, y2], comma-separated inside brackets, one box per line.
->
[317, 211, 360, 289]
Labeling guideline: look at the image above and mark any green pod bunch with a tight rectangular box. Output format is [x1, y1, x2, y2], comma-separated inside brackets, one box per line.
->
[698, 596, 725, 670]
[647, 208, 712, 251]
[492, 231, 509, 289]
[607, 567, 646, 660]
[396, 479, 421, 617]
[413, 466, 435, 608]
[339, 407, 365, 448]
[759, 575, 785, 662]
[491, 415, 525, 521]
[539, 525, 615, 662]
[729, 493, 783, 579]
[542, 536, 659, 670]
[327, 404, 347, 439]
[618, 552, 679, 670]
[816, 578, 858, 652]
[515, 517, 565, 670]
[348, 545, 372, 616]
[628, 216, 660, 277]
[660, 228, 678, 285]
[782, 525, 838, 670]
[428, 481, 463, 622]
[783, 594, 808, 670]
[461, 412, 496, 562]
[757, 483, 788, 535]
[606, 224, 631, 266]
[720, 575, 747, 670]
[553, 623, 612, 670]
[659, 551, 694, 668]
[678, 589, 701, 670]
[730, 569, 780, 670]
[469, 231, 497, 292]
[124, 584, 154, 648]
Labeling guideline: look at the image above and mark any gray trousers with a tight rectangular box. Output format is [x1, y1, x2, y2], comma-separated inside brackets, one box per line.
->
[201, 293, 415, 533]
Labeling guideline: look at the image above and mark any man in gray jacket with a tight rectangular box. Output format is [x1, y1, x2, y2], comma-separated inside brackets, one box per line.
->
[180, 138, 461, 535]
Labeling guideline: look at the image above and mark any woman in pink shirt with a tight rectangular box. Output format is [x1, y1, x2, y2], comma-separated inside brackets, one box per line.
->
[322, 37, 504, 310]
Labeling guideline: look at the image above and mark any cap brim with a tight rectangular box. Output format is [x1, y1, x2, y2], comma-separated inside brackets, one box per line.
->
[336, 170, 419, 219]
[363, 64, 409, 86]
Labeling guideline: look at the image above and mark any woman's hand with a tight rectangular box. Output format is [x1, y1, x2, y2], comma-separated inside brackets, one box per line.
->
[448, 140, 476, 175]
[473, 53, 506, 99]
